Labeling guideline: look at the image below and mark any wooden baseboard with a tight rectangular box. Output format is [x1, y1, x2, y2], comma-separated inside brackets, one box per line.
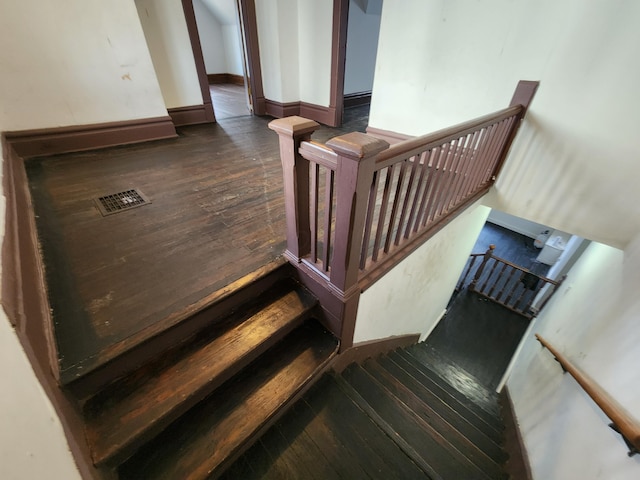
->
[207, 73, 245, 86]
[264, 99, 334, 126]
[332, 333, 420, 373]
[344, 91, 372, 108]
[366, 125, 413, 145]
[168, 104, 216, 127]
[500, 387, 533, 480]
[3, 116, 177, 158]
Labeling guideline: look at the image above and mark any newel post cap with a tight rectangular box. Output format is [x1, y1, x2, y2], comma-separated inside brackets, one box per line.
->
[268, 116, 320, 137]
[326, 132, 389, 160]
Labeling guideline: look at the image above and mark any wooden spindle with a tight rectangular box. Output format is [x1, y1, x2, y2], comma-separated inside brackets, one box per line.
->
[372, 165, 395, 261]
[470, 245, 495, 292]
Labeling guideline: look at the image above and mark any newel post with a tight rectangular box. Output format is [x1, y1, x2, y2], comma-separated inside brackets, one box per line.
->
[326, 133, 389, 293]
[470, 244, 495, 291]
[268, 116, 320, 261]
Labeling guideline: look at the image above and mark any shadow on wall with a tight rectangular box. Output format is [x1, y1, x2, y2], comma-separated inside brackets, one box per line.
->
[490, 112, 639, 249]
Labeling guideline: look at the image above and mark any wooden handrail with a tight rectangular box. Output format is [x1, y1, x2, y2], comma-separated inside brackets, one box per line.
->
[536, 334, 640, 456]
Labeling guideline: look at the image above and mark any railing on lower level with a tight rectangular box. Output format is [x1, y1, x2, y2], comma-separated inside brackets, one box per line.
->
[536, 334, 640, 457]
[457, 245, 565, 318]
[269, 80, 539, 347]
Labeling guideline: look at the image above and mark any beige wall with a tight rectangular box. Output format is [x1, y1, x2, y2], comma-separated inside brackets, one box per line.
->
[371, 0, 640, 249]
[354, 202, 490, 343]
[255, 0, 332, 105]
[135, 0, 204, 109]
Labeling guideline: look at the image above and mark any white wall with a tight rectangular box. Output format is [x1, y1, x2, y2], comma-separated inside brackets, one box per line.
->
[194, 0, 244, 76]
[506, 239, 640, 479]
[371, 0, 640, 249]
[487, 209, 549, 239]
[255, 0, 332, 105]
[344, 0, 381, 95]
[0, 2, 171, 477]
[354, 202, 490, 343]
[135, 0, 204, 108]
[193, 0, 227, 74]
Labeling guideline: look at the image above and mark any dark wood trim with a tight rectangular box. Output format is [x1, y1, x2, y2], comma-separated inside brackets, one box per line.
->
[344, 91, 372, 108]
[180, 0, 216, 124]
[328, 0, 349, 127]
[500, 387, 533, 480]
[1, 142, 105, 479]
[168, 104, 216, 127]
[332, 333, 420, 373]
[3, 117, 177, 158]
[264, 100, 301, 119]
[238, 0, 266, 115]
[365, 125, 414, 145]
[207, 73, 245, 86]
[300, 102, 335, 126]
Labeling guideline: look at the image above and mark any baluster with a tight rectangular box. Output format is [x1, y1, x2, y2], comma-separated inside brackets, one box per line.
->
[322, 168, 335, 272]
[395, 154, 421, 245]
[487, 262, 508, 298]
[372, 165, 395, 261]
[268, 117, 320, 261]
[405, 150, 431, 238]
[457, 255, 479, 291]
[360, 170, 380, 269]
[495, 265, 516, 302]
[310, 162, 319, 263]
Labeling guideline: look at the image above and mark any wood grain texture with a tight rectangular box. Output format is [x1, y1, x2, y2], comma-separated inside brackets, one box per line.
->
[85, 285, 316, 466]
[118, 321, 338, 480]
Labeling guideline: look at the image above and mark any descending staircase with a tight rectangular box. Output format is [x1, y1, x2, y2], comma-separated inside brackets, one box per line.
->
[71, 265, 339, 479]
[225, 342, 511, 479]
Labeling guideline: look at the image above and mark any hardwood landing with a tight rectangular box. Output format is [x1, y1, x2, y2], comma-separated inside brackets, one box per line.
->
[226, 342, 508, 479]
[25, 107, 369, 384]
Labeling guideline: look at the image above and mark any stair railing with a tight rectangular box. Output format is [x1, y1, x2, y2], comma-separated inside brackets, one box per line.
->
[457, 245, 565, 318]
[536, 334, 640, 457]
[269, 81, 538, 348]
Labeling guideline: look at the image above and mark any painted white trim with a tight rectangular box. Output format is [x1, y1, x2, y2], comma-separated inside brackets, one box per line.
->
[419, 308, 447, 342]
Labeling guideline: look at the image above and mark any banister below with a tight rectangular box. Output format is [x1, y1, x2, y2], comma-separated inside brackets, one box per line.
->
[536, 334, 640, 456]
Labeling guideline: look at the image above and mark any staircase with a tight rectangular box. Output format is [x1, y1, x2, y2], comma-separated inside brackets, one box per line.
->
[72, 264, 339, 479]
[224, 342, 511, 479]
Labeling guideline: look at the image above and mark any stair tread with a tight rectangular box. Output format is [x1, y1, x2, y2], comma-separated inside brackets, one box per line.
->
[118, 321, 338, 480]
[405, 344, 501, 416]
[390, 350, 504, 439]
[340, 364, 493, 480]
[377, 354, 507, 461]
[85, 286, 316, 466]
[363, 358, 507, 478]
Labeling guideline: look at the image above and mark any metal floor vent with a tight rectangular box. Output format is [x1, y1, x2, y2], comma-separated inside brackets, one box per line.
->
[95, 189, 151, 216]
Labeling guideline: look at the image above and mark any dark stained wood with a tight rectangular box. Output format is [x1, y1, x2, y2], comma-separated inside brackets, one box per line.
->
[344, 90, 372, 108]
[208, 83, 251, 120]
[237, 0, 266, 115]
[207, 73, 245, 85]
[3, 117, 177, 158]
[168, 104, 216, 127]
[329, 0, 349, 127]
[500, 387, 533, 480]
[332, 332, 420, 373]
[84, 284, 316, 466]
[118, 321, 338, 480]
[339, 364, 490, 479]
[180, 0, 216, 124]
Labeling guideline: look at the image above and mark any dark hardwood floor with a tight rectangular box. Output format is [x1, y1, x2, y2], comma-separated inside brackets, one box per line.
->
[26, 106, 370, 383]
[209, 83, 251, 119]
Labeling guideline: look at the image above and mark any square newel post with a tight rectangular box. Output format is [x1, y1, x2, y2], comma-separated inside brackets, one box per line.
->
[268, 116, 321, 262]
[326, 133, 389, 293]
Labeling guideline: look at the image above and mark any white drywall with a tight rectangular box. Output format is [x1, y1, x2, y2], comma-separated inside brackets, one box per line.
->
[506, 239, 640, 478]
[0, 0, 167, 131]
[487, 209, 549, 239]
[222, 25, 245, 76]
[135, 0, 204, 108]
[370, 0, 640, 248]
[354, 202, 490, 343]
[255, 0, 332, 105]
[344, 0, 381, 95]
[193, 0, 227, 74]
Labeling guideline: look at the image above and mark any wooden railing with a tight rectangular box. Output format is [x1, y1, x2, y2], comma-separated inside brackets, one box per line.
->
[457, 245, 565, 318]
[536, 334, 640, 457]
[269, 81, 538, 348]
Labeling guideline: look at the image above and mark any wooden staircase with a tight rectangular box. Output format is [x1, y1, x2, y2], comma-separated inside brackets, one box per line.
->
[224, 342, 511, 479]
[71, 265, 339, 479]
